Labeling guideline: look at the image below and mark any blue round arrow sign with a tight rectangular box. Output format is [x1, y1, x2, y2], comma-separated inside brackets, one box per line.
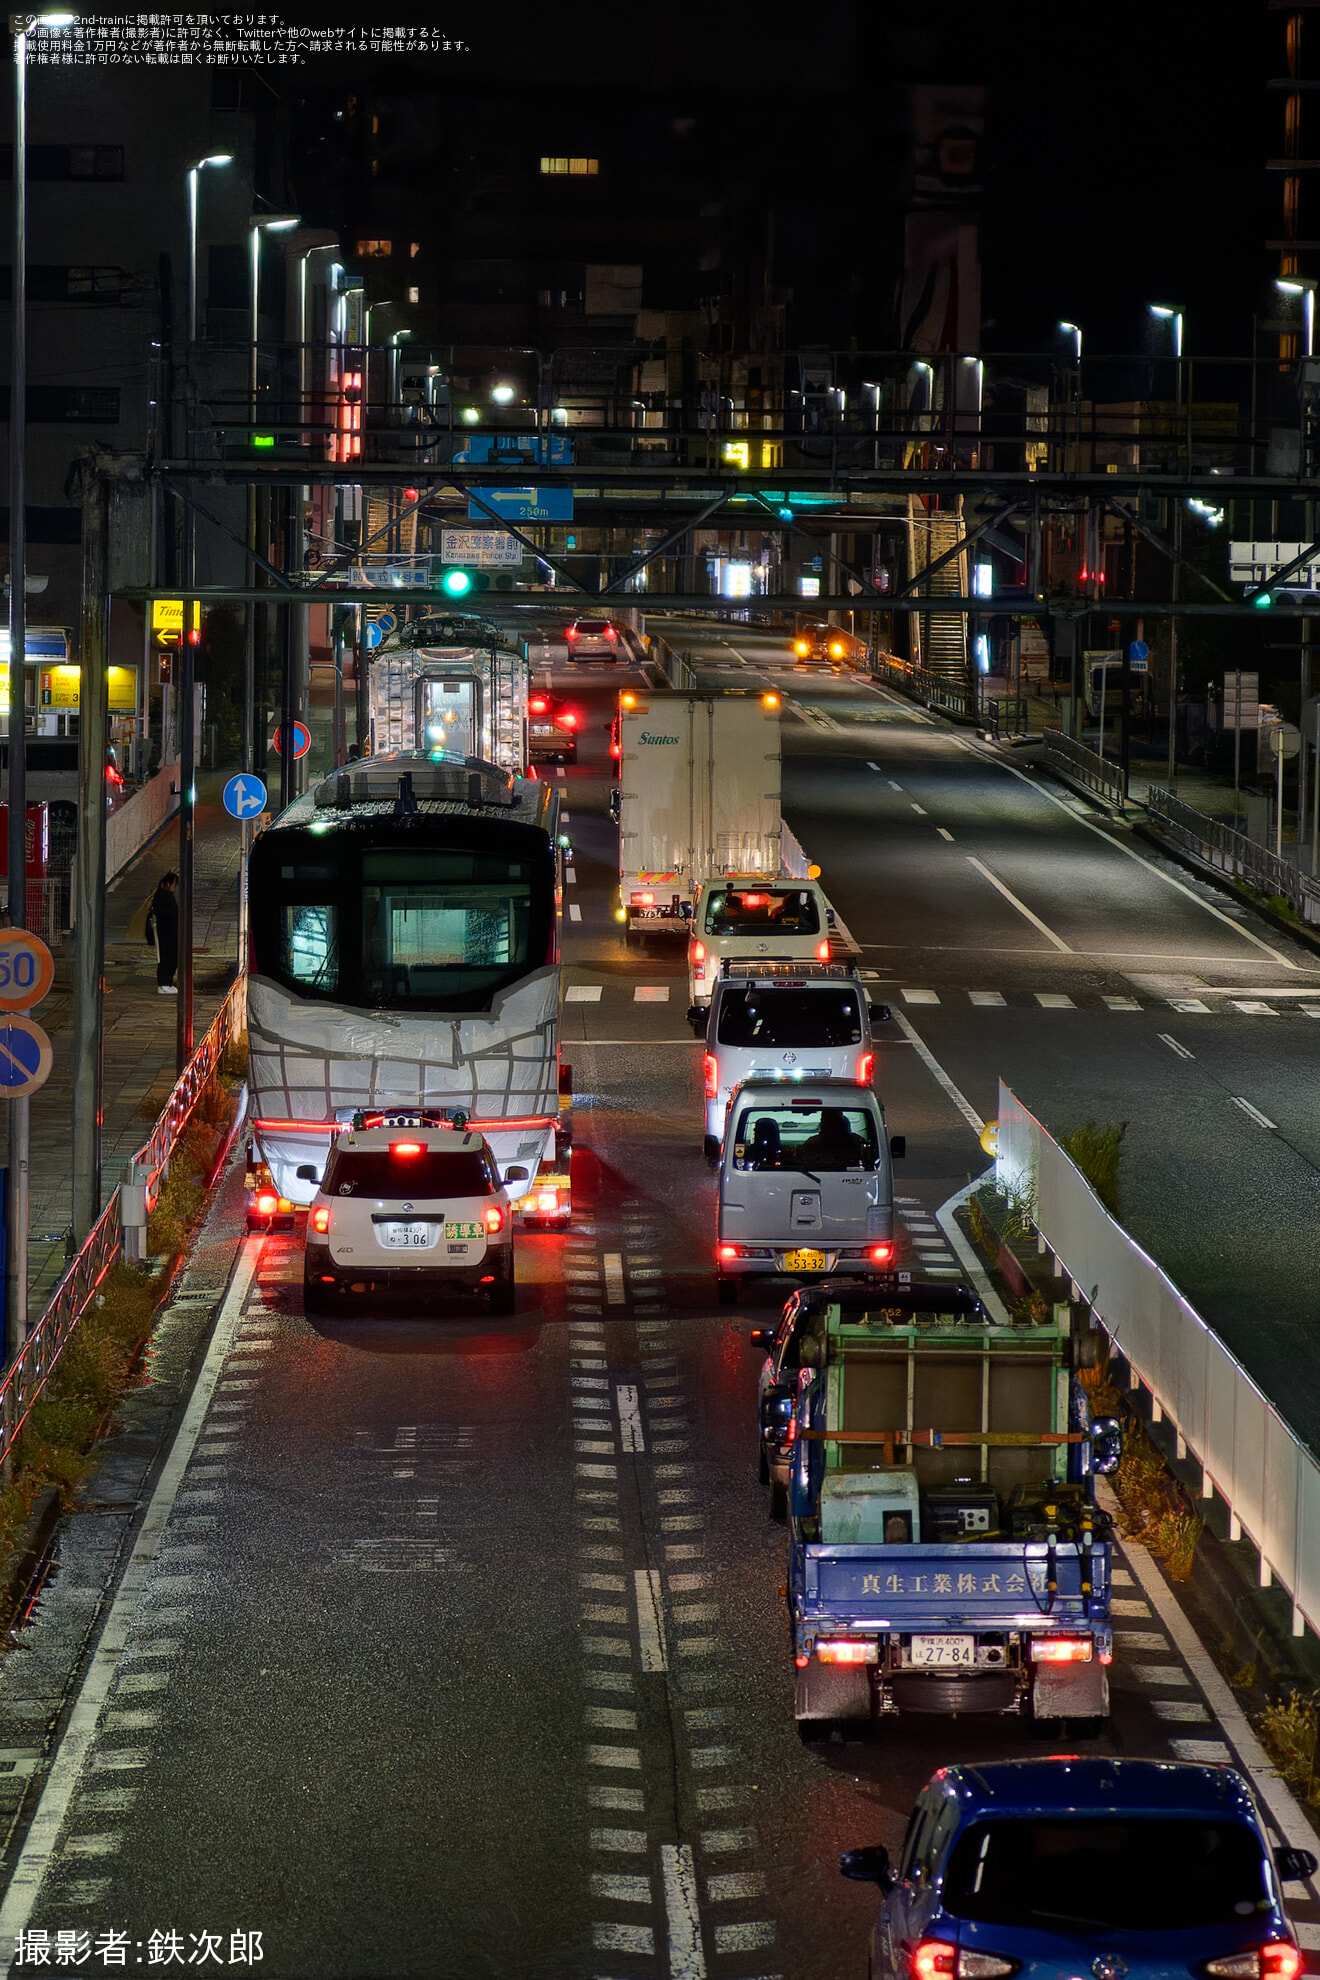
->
[222, 773, 268, 820]
[1129, 640, 1149, 661]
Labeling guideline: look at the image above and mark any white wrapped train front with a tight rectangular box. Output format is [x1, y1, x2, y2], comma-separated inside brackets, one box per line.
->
[249, 965, 558, 1206]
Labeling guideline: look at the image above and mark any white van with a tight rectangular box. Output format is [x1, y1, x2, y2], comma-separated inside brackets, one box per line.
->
[687, 877, 832, 1015]
[700, 964, 888, 1159]
[715, 1078, 902, 1303]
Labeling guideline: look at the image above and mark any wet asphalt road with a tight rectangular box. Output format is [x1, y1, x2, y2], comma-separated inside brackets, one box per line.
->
[4, 624, 1319, 1978]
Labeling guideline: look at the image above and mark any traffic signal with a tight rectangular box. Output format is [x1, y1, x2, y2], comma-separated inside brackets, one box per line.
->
[441, 568, 489, 598]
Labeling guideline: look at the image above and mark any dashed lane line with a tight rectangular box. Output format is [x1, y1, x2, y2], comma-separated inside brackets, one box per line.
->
[634, 1570, 668, 1673]
[965, 855, 1072, 953]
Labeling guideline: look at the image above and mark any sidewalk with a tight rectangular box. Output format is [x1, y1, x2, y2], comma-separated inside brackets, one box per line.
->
[14, 769, 243, 1318]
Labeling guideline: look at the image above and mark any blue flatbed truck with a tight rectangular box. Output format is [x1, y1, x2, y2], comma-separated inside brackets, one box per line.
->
[782, 1290, 1121, 1737]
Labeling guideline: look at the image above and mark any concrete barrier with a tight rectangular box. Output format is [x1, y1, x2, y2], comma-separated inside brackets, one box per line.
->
[107, 761, 179, 882]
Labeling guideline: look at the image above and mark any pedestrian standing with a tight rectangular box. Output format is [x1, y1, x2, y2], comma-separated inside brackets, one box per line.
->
[147, 870, 180, 995]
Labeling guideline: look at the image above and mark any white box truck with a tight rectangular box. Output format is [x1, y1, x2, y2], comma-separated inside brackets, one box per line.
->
[618, 690, 782, 939]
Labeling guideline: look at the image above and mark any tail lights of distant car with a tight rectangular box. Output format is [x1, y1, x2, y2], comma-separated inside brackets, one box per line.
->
[717, 1243, 737, 1261]
[530, 695, 549, 714]
[868, 1242, 892, 1264]
[829, 640, 845, 658]
[604, 625, 617, 640]
[255, 1191, 279, 1216]
[391, 1141, 424, 1157]
[691, 940, 705, 964]
[704, 1053, 718, 1098]
[816, 1638, 874, 1664]
[909, 1947, 1018, 1980]
[1031, 1636, 1093, 1662]
[1207, 1951, 1302, 1980]
[559, 711, 579, 728]
[794, 639, 810, 656]
[857, 1053, 874, 1085]
[311, 1205, 331, 1234]
[484, 1206, 505, 1234]
[564, 626, 578, 641]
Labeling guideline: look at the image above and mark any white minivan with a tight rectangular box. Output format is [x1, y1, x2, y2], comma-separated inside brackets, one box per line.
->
[715, 1078, 903, 1302]
[700, 964, 889, 1159]
[687, 877, 832, 1016]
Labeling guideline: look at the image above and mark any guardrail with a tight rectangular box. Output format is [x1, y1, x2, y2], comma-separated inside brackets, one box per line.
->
[984, 697, 1030, 742]
[997, 1079, 1320, 1638]
[1146, 784, 1320, 925]
[871, 655, 976, 722]
[1038, 728, 1128, 807]
[0, 976, 247, 1475]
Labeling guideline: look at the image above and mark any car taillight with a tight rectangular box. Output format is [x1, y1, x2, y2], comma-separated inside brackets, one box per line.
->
[565, 626, 578, 639]
[816, 1639, 870, 1664]
[311, 1205, 330, 1234]
[704, 1053, 718, 1099]
[691, 941, 705, 964]
[1208, 1951, 1302, 1980]
[605, 627, 617, 639]
[909, 1945, 956, 1980]
[1032, 1636, 1093, 1662]
[485, 1206, 504, 1234]
[816, 939, 830, 961]
[794, 641, 809, 656]
[717, 1244, 737, 1261]
[869, 1242, 892, 1263]
[830, 641, 844, 658]
[857, 1053, 873, 1085]
[535, 1189, 558, 1212]
[560, 712, 578, 728]
[255, 1191, 278, 1215]
[530, 697, 548, 713]
[610, 742, 621, 758]
[638, 892, 654, 906]
[391, 1141, 423, 1157]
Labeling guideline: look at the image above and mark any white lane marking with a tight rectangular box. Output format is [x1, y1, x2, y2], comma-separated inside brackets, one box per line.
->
[911, 803, 928, 816]
[591, 1827, 649, 1853]
[592, 1922, 654, 1953]
[866, 760, 883, 771]
[0, 1238, 262, 1953]
[565, 869, 577, 885]
[556, 766, 565, 778]
[565, 984, 602, 1003]
[633, 985, 670, 1002]
[1111, 1597, 1152, 1615]
[662, 1842, 707, 1980]
[1169, 998, 1210, 1013]
[591, 1783, 645, 1811]
[901, 988, 940, 1004]
[1104, 996, 1142, 1010]
[586, 1744, 642, 1768]
[891, 1011, 986, 1136]
[1132, 1665, 1192, 1686]
[969, 990, 1005, 1006]
[888, 780, 902, 790]
[1232, 1095, 1278, 1130]
[701, 1827, 758, 1852]
[706, 1870, 768, 1901]
[616, 1385, 645, 1452]
[1231, 1000, 1276, 1016]
[590, 1872, 653, 1903]
[569, 904, 582, 922]
[936, 827, 955, 841]
[1035, 992, 1075, 1009]
[974, 745, 1298, 965]
[1150, 1700, 1212, 1722]
[1158, 1033, 1195, 1060]
[1304, 1005, 1320, 1017]
[1114, 1630, 1168, 1650]
[713, 1922, 776, 1952]
[635, 1569, 668, 1673]
[1198, 985, 1320, 995]
[966, 855, 1072, 952]
[603, 1254, 626, 1304]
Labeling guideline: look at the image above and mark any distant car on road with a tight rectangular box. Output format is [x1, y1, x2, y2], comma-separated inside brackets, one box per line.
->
[303, 1114, 520, 1316]
[791, 623, 867, 670]
[565, 617, 624, 660]
[527, 690, 580, 764]
[839, 1756, 1315, 1980]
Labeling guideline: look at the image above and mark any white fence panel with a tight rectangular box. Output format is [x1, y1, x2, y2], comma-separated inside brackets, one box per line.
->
[107, 759, 180, 881]
[997, 1080, 1320, 1637]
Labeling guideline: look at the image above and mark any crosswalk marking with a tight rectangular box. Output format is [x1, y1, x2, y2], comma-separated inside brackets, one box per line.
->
[1035, 992, 1075, 1009]
[902, 988, 940, 1005]
[1103, 996, 1141, 1010]
[968, 990, 1004, 1006]
[566, 985, 603, 1003]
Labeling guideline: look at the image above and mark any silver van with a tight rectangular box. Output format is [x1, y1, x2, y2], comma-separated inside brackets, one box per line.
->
[701, 962, 887, 1159]
[715, 1078, 904, 1304]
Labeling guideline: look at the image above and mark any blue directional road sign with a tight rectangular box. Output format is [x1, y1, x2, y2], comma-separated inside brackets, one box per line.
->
[1129, 639, 1150, 675]
[223, 774, 268, 821]
[469, 485, 574, 523]
[0, 1016, 52, 1098]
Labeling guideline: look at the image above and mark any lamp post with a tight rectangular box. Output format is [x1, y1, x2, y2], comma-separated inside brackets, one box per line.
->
[185, 152, 232, 345]
[1059, 321, 1083, 458]
[1149, 303, 1185, 410]
[1276, 276, 1316, 359]
[247, 211, 299, 421]
[6, 9, 73, 1367]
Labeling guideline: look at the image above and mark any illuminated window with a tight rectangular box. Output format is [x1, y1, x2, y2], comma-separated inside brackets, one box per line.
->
[355, 239, 392, 258]
[722, 440, 749, 470]
[407, 285, 420, 304]
[539, 156, 599, 176]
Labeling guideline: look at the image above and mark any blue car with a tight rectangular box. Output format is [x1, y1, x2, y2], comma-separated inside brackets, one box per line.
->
[840, 1757, 1316, 1980]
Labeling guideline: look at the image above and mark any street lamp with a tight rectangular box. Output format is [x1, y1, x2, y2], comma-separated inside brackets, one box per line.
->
[247, 211, 299, 418]
[185, 152, 232, 344]
[1150, 304, 1185, 409]
[1276, 277, 1316, 359]
[7, 9, 75, 1360]
[1059, 320, 1082, 363]
[389, 328, 414, 408]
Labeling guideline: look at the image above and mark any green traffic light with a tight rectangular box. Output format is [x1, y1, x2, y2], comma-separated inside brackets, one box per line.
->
[442, 569, 473, 597]
[252, 434, 276, 450]
[1254, 590, 1274, 609]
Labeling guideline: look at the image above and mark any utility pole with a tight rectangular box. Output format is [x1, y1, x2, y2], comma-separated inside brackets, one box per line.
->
[176, 497, 195, 1074]
[71, 453, 116, 1244]
[5, 9, 30, 1357]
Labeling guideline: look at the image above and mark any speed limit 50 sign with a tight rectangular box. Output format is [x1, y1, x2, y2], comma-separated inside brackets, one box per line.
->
[0, 929, 54, 1011]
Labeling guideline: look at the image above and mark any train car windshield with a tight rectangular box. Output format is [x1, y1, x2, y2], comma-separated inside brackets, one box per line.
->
[252, 828, 553, 1012]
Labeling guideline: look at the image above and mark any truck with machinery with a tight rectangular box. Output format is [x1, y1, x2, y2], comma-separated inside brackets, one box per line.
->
[616, 688, 786, 940]
[767, 1283, 1121, 1738]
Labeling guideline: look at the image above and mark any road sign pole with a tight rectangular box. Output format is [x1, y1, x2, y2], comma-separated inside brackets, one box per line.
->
[6, 27, 28, 1368]
[177, 559, 196, 1076]
[72, 456, 112, 1248]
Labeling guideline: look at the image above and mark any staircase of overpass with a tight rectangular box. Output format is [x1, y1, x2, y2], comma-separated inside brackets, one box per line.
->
[907, 497, 971, 689]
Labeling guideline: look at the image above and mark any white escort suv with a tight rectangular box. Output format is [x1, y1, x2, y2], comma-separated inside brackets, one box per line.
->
[303, 1114, 519, 1316]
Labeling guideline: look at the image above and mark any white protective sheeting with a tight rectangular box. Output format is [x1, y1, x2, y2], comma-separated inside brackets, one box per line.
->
[997, 1079, 1320, 1638]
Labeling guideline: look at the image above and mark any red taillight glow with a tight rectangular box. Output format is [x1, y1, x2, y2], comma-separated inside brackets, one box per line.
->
[560, 712, 578, 728]
[610, 742, 621, 758]
[311, 1206, 330, 1234]
[484, 1206, 504, 1234]
[692, 941, 705, 964]
[256, 1192, 278, 1216]
[857, 1053, 874, 1085]
[565, 626, 578, 639]
[794, 641, 809, 656]
[910, 1944, 956, 1980]
[718, 1244, 737, 1261]
[638, 892, 654, 906]
[1032, 1637, 1093, 1663]
[530, 697, 549, 713]
[1208, 1950, 1303, 1980]
[869, 1243, 893, 1263]
[816, 1639, 869, 1664]
[391, 1141, 423, 1158]
[605, 626, 617, 639]
[741, 893, 766, 907]
[704, 1053, 718, 1099]
[535, 1189, 559, 1212]
[816, 939, 830, 961]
